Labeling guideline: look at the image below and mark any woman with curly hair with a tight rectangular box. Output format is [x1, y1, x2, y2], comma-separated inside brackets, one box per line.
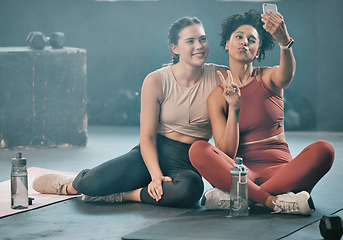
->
[189, 9, 335, 215]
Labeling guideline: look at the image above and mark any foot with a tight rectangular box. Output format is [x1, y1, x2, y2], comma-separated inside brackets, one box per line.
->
[201, 188, 230, 210]
[82, 193, 124, 203]
[273, 191, 315, 215]
[33, 173, 76, 195]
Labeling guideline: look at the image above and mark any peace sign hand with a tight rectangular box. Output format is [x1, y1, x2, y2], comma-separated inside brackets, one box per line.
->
[217, 70, 241, 110]
[261, 11, 291, 46]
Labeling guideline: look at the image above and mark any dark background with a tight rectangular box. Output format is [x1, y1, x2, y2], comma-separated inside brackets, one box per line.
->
[0, 0, 342, 131]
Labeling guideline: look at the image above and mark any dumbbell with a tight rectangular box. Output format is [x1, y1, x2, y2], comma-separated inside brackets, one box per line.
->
[319, 215, 343, 240]
[26, 32, 65, 50]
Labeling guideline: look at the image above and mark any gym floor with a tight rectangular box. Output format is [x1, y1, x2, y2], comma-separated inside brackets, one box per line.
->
[0, 126, 342, 240]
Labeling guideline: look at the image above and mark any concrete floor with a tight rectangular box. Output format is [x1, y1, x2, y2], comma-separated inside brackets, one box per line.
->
[0, 126, 342, 240]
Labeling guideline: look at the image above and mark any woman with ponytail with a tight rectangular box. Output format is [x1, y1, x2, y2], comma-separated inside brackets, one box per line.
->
[33, 17, 228, 208]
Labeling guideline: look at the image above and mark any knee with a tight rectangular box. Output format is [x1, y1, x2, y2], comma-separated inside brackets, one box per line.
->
[170, 173, 204, 207]
[189, 140, 211, 168]
[312, 140, 335, 169]
[316, 140, 334, 161]
[72, 170, 100, 196]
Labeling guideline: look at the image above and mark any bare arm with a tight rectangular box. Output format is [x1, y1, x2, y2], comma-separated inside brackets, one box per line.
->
[208, 70, 241, 158]
[262, 11, 296, 90]
[140, 71, 171, 201]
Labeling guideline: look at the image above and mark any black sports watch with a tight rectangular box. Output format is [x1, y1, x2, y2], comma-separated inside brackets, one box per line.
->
[279, 38, 294, 49]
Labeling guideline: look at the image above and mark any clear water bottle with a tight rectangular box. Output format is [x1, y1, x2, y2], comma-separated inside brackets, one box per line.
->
[11, 152, 28, 209]
[230, 157, 248, 217]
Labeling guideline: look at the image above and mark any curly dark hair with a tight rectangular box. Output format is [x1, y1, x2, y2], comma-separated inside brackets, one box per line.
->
[220, 9, 275, 61]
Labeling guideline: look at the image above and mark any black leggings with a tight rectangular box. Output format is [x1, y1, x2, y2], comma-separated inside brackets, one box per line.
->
[72, 134, 204, 208]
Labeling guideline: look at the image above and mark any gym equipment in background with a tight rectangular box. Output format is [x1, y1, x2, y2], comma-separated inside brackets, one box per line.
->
[26, 32, 65, 50]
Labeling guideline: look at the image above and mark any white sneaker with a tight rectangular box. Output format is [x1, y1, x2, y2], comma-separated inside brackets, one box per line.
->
[82, 193, 124, 203]
[273, 191, 315, 215]
[201, 188, 230, 210]
[33, 173, 75, 195]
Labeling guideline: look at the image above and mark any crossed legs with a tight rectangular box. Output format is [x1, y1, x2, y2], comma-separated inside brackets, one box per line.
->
[189, 140, 335, 207]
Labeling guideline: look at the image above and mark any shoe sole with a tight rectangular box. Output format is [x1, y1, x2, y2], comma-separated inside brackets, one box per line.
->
[308, 196, 315, 211]
[201, 195, 207, 206]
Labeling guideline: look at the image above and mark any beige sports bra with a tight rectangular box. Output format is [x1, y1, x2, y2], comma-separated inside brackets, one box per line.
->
[158, 63, 220, 140]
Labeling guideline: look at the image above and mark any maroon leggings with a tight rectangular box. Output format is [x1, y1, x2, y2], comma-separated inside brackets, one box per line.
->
[189, 140, 334, 205]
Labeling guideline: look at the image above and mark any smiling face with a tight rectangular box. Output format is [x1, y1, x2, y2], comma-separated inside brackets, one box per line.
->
[171, 24, 209, 67]
[225, 24, 260, 63]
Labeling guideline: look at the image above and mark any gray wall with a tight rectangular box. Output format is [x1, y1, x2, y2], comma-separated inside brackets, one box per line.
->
[0, 0, 342, 130]
[315, 0, 343, 131]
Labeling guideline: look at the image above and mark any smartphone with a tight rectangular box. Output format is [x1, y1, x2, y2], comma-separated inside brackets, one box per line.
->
[262, 3, 278, 16]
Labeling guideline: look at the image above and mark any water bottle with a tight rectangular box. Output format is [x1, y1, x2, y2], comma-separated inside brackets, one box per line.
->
[230, 157, 248, 217]
[11, 152, 28, 209]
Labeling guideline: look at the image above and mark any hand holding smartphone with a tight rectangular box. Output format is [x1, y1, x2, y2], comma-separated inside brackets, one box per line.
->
[262, 3, 278, 16]
[262, 4, 293, 48]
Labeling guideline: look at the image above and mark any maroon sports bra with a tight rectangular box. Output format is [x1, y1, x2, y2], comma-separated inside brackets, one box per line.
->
[219, 68, 284, 143]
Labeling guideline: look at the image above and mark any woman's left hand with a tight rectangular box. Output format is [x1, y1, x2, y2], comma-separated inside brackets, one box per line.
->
[261, 11, 291, 46]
